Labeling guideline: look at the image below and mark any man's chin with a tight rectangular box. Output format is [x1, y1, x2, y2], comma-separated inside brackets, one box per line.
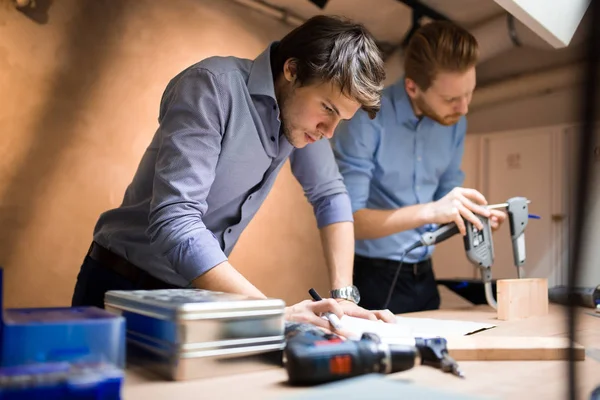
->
[441, 119, 460, 126]
[436, 116, 461, 126]
[291, 142, 308, 149]
[287, 133, 313, 149]
[287, 136, 308, 149]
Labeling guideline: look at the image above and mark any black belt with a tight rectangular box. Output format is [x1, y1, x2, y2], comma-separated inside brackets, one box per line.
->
[87, 241, 180, 290]
[354, 254, 432, 276]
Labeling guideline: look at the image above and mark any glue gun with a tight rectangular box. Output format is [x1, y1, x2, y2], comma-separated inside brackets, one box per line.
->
[283, 323, 463, 386]
[404, 197, 533, 309]
[407, 214, 494, 277]
[408, 197, 532, 279]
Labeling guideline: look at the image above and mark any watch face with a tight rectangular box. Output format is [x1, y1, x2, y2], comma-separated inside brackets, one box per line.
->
[350, 286, 360, 303]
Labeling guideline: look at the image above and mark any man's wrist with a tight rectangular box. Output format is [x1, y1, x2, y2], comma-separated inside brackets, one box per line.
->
[330, 285, 360, 304]
[416, 202, 435, 224]
[284, 306, 292, 321]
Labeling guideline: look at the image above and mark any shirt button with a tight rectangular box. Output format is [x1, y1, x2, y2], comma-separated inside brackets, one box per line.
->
[272, 105, 277, 110]
[227, 228, 232, 233]
[417, 156, 422, 161]
[416, 186, 420, 190]
[270, 136, 275, 142]
[248, 195, 252, 200]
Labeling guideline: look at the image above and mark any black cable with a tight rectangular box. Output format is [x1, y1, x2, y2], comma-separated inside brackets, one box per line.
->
[383, 252, 407, 310]
[384, 242, 422, 310]
[568, 2, 599, 400]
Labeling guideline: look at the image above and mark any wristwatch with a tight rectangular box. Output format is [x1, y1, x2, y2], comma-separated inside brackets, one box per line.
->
[330, 285, 360, 304]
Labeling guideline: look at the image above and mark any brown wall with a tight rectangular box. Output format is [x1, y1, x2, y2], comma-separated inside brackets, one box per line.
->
[0, 0, 334, 308]
[2, 0, 587, 310]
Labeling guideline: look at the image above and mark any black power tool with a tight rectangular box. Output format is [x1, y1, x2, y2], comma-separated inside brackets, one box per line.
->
[283, 323, 463, 386]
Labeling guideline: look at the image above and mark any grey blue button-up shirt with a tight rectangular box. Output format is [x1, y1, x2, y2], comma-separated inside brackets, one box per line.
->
[93, 43, 353, 288]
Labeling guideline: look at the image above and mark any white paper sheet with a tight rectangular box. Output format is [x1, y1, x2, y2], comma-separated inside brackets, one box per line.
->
[339, 315, 496, 342]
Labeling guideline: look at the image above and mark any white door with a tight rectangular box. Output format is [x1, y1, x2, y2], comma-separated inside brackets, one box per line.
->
[433, 134, 482, 280]
[481, 127, 564, 286]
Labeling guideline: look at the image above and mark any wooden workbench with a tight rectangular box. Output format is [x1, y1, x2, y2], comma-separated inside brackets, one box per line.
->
[123, 290, 600, 400]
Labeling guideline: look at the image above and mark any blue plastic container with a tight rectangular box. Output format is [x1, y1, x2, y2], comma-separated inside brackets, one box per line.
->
[1, 306, 126, 369]
[0, 361, 123, 399]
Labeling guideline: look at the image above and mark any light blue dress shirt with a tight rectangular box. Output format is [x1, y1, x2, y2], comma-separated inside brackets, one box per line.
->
[331, 80, 466, 264]
[93, 42, 353, 287]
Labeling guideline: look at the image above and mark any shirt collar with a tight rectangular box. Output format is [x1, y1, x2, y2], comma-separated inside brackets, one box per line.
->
[247, 42, 278, 102]
[391, 77, 421, 128]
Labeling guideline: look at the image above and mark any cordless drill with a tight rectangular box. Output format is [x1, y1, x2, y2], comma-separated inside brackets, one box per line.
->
[283, 323, 462, 386]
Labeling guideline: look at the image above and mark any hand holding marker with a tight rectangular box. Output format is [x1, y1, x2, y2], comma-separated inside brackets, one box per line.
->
[308, 288, 343, 331]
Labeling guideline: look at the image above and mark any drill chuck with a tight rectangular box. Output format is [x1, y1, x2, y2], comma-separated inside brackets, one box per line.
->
[388, 343, 421, 373]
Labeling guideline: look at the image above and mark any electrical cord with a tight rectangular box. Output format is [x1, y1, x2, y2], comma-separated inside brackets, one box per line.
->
[483, 281, 497, 310]
[383, 241, 422, 310]
[383, 251, 406, 310]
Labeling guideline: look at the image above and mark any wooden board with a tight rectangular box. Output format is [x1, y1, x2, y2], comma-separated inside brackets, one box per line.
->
[446, 335, 585, 361]
[497, 278, 549, 320]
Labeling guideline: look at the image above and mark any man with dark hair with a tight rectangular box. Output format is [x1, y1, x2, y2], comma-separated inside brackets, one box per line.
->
[331, 21, 507, 314]
[71, 15, 394, 328]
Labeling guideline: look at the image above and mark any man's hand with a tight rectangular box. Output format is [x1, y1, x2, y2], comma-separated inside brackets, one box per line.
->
[285, 299, 344, 331]
[490, 209, 507, 231]
[425, 187, 491, 235]
[336, 299, 396, 323]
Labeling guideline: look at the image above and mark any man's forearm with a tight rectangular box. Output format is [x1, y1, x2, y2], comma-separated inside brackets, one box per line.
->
[353, 203, 433, 240]
[319, 221, 355, 289]
[191, 261, 267, 299]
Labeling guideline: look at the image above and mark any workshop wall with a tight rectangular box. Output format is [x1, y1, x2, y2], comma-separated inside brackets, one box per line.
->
[0, 0, 336, 308]
[467, 87, 581, 134]
[2, 0, 593, 309]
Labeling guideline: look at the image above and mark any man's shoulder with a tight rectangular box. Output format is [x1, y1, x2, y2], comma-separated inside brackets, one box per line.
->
[162, 56, 252, 103]
[188, 55, 252, 81]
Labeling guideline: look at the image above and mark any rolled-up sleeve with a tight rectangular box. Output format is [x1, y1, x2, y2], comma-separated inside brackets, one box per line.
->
[330, 111, 381, 213]
[289, 139, 353, 228]
[146, 67, 228, 282]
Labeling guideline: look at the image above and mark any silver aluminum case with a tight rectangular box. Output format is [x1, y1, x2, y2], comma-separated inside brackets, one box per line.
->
[104, 289, 286, 380]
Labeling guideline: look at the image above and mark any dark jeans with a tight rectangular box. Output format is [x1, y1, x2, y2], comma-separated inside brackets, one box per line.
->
[353, 254, 440, 314]
[71, 256, 166, 309]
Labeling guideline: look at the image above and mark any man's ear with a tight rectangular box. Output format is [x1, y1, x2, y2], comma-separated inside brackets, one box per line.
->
[283, 58, 298, 83]
[404, 77, 419, 98]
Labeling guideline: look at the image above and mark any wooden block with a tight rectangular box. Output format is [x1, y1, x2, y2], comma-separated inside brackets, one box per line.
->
[497, 278, 549, 321]
[446, 336, 586, 361]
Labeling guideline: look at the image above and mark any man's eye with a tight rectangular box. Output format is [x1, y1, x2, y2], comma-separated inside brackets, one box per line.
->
[323, 104, 333, 114]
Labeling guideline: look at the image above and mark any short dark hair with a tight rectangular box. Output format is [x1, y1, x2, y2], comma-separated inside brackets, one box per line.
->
[271, 15, 386, 119]
[404, 21, 479, 91]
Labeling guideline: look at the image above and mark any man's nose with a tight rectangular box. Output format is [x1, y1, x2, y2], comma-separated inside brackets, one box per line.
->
[320, 121, 336, 139]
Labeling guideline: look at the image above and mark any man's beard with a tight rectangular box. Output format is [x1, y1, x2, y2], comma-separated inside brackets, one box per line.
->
[414, 95, 462, 126]
[277, 87, 301, 148]
[279, 111, 297, 147]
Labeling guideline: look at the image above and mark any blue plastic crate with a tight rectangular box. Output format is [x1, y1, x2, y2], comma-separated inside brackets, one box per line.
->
[1, 307, 125, 369]
[0, 361, 123, 399]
